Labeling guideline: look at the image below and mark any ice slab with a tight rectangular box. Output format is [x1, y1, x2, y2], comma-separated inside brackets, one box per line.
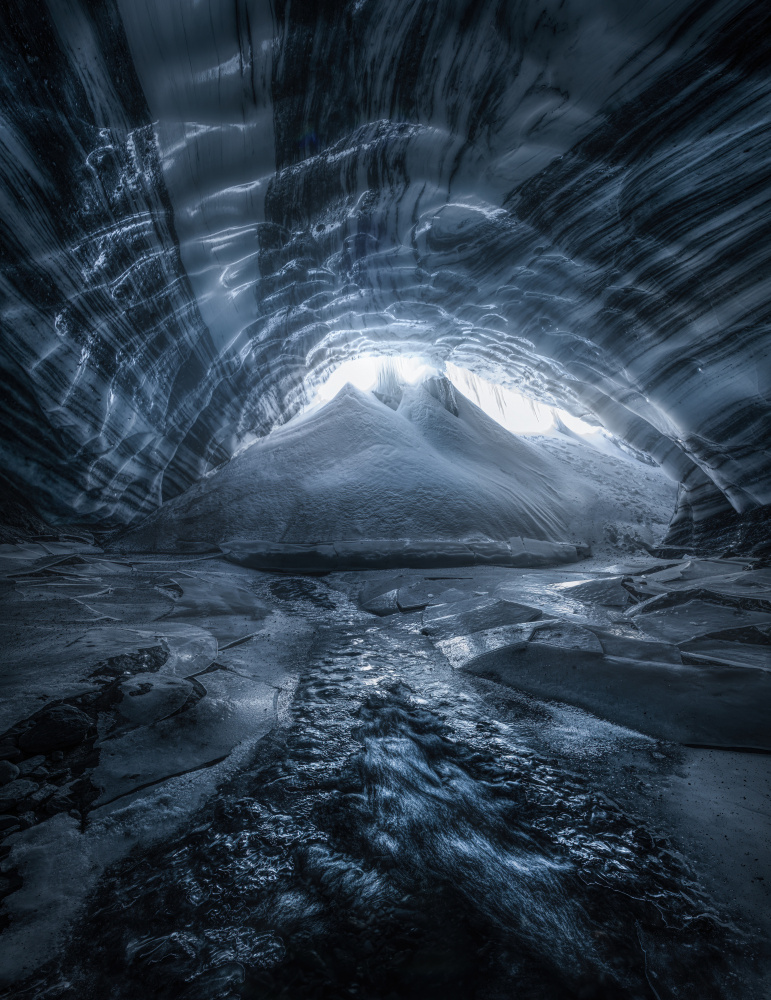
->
[437, 622, 544, 669]
[115, 675, 195, 727]
[463, 642, 771, 749]
[422, 594, 543, 638]
[222, 536, 588, 573]
[92, 669, 278, 808]
[165, 574, 269, 620]
[361, 588, 401, 616]
[631, 587, 771, 616]
[396, 582, 440, 611]
[556, 577, 634, 608]
[161, 573, 270, 642]
[0, 623, 213, 734]
[631, 600, 771, 643]
[591, 631, 682, 664]
[680, 640, 770, 672]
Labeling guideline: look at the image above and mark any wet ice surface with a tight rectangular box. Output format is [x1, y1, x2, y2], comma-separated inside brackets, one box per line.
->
[0, 544, 769, 997]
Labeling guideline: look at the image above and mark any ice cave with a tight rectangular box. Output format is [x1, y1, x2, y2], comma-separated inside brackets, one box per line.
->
[0, 1, 769, 997]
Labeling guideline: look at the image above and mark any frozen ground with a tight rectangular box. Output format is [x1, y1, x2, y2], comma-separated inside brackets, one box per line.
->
[0, 539, 768, 997]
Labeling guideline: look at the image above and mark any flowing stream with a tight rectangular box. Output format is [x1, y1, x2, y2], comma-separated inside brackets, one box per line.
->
[10, 576, 738, 1000]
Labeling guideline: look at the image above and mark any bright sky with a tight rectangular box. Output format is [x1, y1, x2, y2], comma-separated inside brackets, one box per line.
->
[311, 354, 596, 436]
[444, 362, 595, 435]
[314, 355, 437, 402]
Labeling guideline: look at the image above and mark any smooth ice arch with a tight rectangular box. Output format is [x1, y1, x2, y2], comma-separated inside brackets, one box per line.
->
[0, 0, 769, 556]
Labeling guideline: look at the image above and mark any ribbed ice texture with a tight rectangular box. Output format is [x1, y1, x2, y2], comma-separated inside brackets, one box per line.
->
[0, 0, 768, 537]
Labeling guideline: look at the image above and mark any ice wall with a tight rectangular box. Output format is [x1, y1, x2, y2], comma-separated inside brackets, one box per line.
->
[0, 0, 769, 542]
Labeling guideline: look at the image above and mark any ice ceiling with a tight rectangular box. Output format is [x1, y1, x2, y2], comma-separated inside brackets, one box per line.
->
[0, 0, 769, 542]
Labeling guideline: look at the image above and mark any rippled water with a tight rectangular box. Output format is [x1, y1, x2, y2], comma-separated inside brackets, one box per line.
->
[17, 579, 735, 1000]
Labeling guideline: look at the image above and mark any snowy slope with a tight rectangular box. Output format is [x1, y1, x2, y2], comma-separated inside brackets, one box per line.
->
[113, 379, 675, 566]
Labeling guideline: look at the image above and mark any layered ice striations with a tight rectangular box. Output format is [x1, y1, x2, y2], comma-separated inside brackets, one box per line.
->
[0, 0, 769, 542]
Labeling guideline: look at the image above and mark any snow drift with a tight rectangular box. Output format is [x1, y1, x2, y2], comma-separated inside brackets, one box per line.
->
[112, 377, 675, 570]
